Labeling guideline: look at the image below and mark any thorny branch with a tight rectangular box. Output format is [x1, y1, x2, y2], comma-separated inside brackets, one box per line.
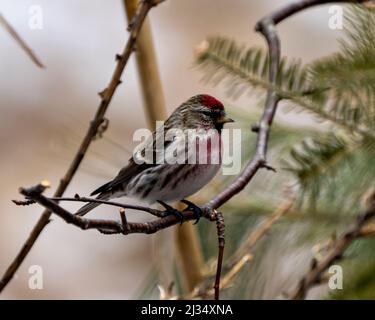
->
[0, 0, 166, 293]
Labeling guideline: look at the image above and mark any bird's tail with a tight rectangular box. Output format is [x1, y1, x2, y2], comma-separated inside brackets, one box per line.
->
[75, 192, 110, 217]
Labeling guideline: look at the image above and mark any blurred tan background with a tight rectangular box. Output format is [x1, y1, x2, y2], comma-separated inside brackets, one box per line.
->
[0, 0, 342, 299]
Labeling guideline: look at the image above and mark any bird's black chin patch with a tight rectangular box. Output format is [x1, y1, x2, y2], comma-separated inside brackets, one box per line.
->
[215, 123, 224, 132]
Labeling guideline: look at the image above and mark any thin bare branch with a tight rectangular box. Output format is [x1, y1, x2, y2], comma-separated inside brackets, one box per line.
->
[0, 13, 45, 68]
[13, 194, 165, 217]
[256, 0, 361, 26]
[213, 211, 225, 300]
[50, 196, 164, 217]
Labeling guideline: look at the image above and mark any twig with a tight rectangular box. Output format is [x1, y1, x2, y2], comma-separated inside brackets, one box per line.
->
[13, 195, 163, 217]
[0, 0, 165, 293]
[218, 254, 253, 293]
[358, 223, 375, 237]
[49, 196, 164, 217]
[158, 282, 178, 300]
[213, 211, 225, 300]
[12, 199, 36, 206]
[290, 192, 375, 299]
[0, 13, 45, 68]
[119, 209, 129, 231]
[256, 0, 362, 27]
[188, 254, 253, 300]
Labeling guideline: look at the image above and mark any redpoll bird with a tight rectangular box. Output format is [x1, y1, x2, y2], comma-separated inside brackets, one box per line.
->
[76, 94, 234, 221]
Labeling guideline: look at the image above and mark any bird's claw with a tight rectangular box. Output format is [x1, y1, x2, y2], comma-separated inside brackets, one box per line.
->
[181, 199, 203, 224]
[157, 200, 184, 225]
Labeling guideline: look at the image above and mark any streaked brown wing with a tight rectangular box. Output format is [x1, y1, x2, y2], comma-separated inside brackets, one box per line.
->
[90, 123, 173, 196]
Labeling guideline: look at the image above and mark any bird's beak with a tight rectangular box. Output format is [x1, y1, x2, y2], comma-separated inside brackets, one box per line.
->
[216, 115, 235, 125]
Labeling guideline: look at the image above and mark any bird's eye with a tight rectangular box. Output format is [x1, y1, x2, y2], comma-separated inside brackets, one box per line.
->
[202, 110, 221, 118]
[202, 110, 212, 117]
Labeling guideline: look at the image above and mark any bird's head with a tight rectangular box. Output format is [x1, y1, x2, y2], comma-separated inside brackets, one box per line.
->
[176, 94, 234, 130]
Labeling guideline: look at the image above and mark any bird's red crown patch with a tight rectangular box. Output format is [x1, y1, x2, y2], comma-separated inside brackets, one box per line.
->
[201, 94, 224, 110]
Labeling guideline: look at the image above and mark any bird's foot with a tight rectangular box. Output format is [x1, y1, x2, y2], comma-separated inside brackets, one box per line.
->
[181, 199, 203, 224]
[157, 200, 184, 224]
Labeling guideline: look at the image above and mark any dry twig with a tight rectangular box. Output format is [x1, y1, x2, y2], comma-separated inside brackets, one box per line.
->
[0, 13, 45, 68]
[213, 211, 225, 300]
